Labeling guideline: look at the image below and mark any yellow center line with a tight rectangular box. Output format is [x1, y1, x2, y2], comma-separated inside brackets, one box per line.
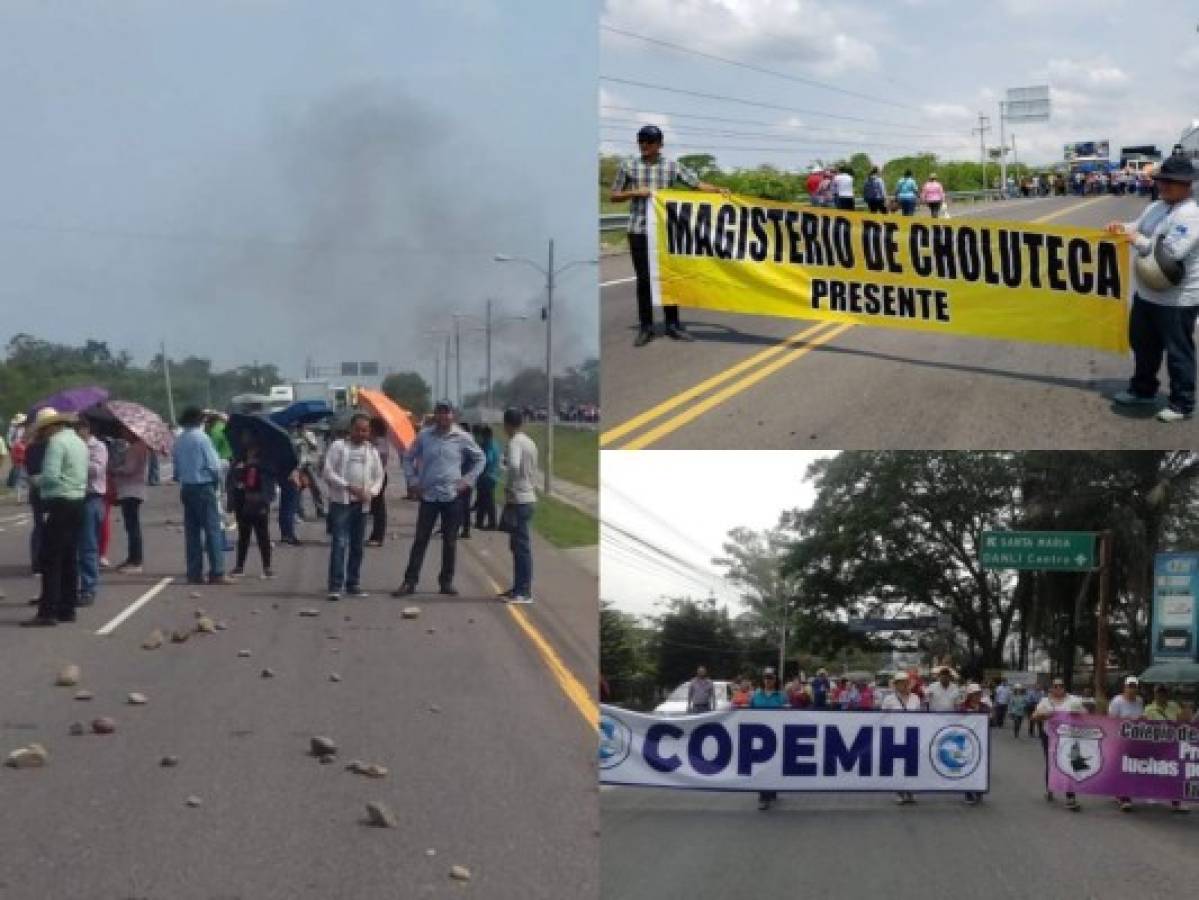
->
[482, 573, 597, 729]
[1028, 195, 1110, 223]
[600, 320, 839, 447]
[621, 322, 855, 450]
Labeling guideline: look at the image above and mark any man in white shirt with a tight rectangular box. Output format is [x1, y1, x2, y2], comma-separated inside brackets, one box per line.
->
[925, 666, 962, 712]
[1108, 676, 1146, 812]
[498, 408, 539, 605]
[322, 413, 384, 601]
[1106, 155, 1199, 422]
[1031, 678, 1086, 810]
[882, 671, 922, 805]
[993, 679, 1012, 729]
[832, 166, 855, 212]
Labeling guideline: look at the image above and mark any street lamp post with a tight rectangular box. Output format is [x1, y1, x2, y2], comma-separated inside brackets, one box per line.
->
[494, 239, 596, 497]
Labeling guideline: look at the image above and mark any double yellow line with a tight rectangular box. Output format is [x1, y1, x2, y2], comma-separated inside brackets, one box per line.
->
[601, 195, 1118, 450]
[601, 321, 853, 449]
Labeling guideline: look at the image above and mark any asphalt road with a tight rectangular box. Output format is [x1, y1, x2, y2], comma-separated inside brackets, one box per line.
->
[0, 480, 597, 899]
[600, 194, 1197, 449]
[600, 721, 1199, 900]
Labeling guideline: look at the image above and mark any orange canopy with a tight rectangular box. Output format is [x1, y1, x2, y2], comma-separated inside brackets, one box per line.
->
[356, 388, 417, 452]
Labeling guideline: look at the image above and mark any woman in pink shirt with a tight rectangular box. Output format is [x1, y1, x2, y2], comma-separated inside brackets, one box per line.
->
[920, 173, 946, 218]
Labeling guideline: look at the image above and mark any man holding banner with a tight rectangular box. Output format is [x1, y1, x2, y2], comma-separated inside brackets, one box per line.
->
[881, 670, 923, 805]
[1107, 155, 1199, 422]
[610, 124, 726, 347]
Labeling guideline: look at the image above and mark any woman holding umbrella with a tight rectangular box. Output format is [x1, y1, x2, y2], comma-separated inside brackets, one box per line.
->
[227, 437, 276, 578]
[109, 424, 150, 573]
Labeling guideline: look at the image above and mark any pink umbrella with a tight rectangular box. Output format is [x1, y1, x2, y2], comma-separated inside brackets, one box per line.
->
[106, 401, 174, 455]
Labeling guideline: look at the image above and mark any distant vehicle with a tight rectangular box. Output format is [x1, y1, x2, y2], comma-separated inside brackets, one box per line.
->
[269, 380, 351, 413]
[654, 680, 735, 715]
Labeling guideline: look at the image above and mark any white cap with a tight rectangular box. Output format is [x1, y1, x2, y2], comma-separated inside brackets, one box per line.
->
[1124, 676, 1139, 687]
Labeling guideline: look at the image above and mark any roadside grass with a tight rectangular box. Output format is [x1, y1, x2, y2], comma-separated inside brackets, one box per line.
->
[521, 424, 597, 490]
[529, 493, 598, 549]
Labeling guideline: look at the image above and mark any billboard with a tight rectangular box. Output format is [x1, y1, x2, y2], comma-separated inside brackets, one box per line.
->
[1064, 141, 1110, 161]
[1151, 552, 1199, 662]
[1004, 85, 1050, 122]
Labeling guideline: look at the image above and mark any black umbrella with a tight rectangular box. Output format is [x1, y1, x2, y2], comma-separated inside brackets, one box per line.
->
[226, 413, 298, 476]
[79, 403, 124, 439]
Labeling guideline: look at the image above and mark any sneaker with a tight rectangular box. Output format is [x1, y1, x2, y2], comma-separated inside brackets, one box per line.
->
[347, 589, 369, 599]
[496, 589, 517, 600]
[1157, 406, 1192, 423]
[365, 540, 383, 548]
[439, 583, 459, 596]
[262, 569, 275, 579]
[1119, 799, 1133, 812]
[1065, 797, 1081, 811]
[1112, 390, 1159, 406]
[327, 592, 342, 602]
[664, 325, 695, 342]
[20, 616, 57, 628]
[117, 564, 144, 575]
[504, 594, 534, 605]
[230, 568, 245, 578]
[633, 328, 654, 347]
[208, 575, 235, 586]
[99, 557, 112, 569]
[391, 582, 416, 598]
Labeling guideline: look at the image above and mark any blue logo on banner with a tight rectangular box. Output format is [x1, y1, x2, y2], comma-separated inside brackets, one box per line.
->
[929, 726, 981, 779]
[599, 713, 633, 770]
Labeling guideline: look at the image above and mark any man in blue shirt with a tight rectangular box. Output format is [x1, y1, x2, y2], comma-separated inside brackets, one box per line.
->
[172, 407, 230, 585]
[393, 402, 484, 597]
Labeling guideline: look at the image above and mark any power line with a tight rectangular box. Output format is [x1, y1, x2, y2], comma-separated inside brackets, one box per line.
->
[600, 138, 959, 157]
[602, 24, 923, 113]
[600, 122, 961, 152]
[600, 76, 964, 136]
[601, 106, 964, 141]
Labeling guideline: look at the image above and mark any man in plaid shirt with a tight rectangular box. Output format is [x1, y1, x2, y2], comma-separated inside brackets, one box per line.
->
[610, 125, 726, 346]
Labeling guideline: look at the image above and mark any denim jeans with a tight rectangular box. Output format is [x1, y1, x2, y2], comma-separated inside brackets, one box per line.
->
[1129, 295, 1199, 414]
[181, 483, 224, 581]
[403, 499, 463, 587]
[510, 503, 535, 596]
[119, 497, 143, 565]
[77, 494, 104, 597]
[327, 502, 367, 592]
[279, 480, 299, 540]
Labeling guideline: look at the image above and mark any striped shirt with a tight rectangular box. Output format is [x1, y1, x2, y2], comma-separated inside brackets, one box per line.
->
[611, 156, 701, 234]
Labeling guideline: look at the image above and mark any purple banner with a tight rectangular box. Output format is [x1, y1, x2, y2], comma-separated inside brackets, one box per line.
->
[1046, 714, 1199, 801]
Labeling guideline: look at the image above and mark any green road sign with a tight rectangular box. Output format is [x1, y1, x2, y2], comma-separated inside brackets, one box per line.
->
[979, 530, 1097, 571]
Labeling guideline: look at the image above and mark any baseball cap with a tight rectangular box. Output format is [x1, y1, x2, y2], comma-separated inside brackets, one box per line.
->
[1124, 676, 1139, 687]
[433, 401, 453, 414]
[637, 124, 664, 143]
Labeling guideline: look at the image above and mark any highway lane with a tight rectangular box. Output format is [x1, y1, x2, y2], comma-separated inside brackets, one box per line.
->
[600, 723, 1199, 900]
[600, 195, 1195, 449]
[0, 484, 597, 900]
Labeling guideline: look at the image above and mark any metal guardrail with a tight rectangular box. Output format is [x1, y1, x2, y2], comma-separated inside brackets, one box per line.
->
[599, 190, 1010, 231]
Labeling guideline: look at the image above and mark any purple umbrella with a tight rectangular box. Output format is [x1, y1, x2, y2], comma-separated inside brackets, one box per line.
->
[28, 386, 110, 421]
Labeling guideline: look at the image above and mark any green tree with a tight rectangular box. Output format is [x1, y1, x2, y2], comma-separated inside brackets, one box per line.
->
[678, 153, 721, 180]
[651, 596, 742, 690]
[381, 371, 431, 415]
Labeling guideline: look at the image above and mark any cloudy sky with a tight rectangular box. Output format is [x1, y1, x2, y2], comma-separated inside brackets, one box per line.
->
[0, 0, 597, 386]
[601, 0, 1199, 171]
[601, 451, 830, 618]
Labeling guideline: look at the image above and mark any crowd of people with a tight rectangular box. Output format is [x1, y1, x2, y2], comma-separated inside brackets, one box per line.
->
[2, 398, 542, 627]
[803, 165, 947, 218]
[681, 663, 1197, 813]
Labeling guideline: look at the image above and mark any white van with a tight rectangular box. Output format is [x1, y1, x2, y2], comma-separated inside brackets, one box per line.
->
[654, 680, 735, 715]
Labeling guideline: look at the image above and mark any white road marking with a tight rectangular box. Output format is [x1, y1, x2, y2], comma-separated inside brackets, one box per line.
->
[95, 577, 174, 636]
[601, 276, 635, 288]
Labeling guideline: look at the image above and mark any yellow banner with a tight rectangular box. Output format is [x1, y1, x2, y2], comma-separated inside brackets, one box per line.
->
[649, 190, 1130, 353]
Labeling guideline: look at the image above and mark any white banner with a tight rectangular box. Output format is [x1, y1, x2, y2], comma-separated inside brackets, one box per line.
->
[599, 706, 990, 793]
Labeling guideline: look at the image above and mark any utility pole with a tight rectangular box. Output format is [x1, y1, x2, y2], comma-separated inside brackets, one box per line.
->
[1095, 531, 1114, 702]
[973, 112, 991, 190]
[453, 317, 462, 411]
[443, 335, 451, 405]
[161, 340, 177, 426]
[545, 238, 555, 498]
[999, 100, 1008, 197]
[433, 346, 441, 400]
[1011, 133, 1019, 180]
[485, 298, 493, 411]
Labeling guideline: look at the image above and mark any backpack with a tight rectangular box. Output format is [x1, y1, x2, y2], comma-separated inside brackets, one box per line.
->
[864, 175, 883, 201]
